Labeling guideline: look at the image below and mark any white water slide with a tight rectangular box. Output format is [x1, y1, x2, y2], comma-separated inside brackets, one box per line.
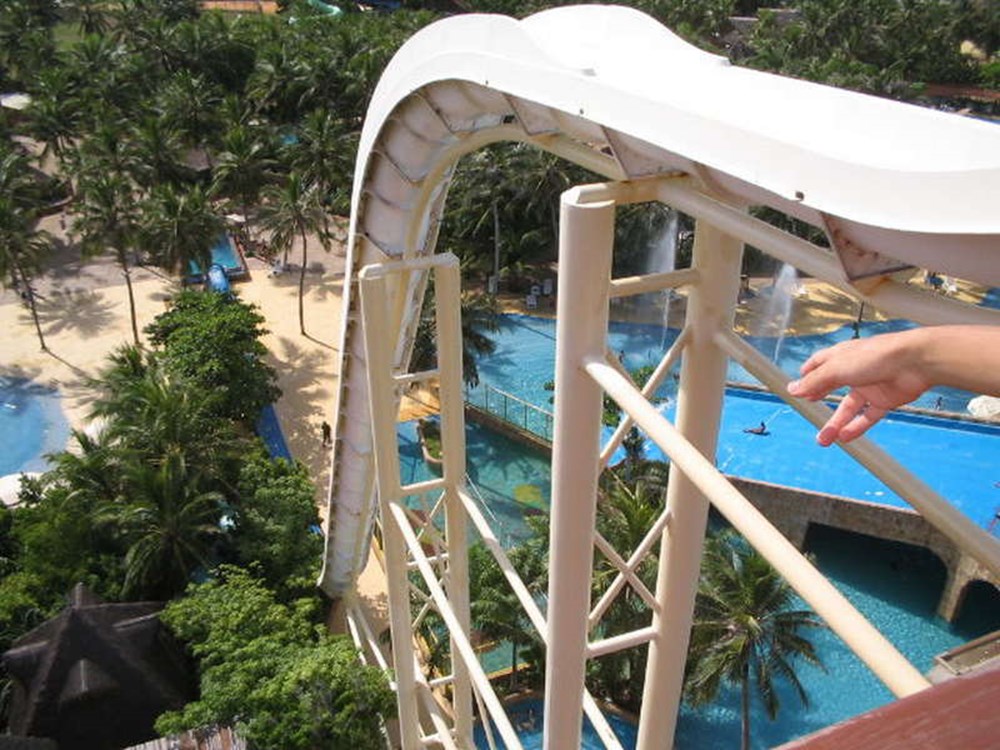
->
[321, 6, 1000, 748]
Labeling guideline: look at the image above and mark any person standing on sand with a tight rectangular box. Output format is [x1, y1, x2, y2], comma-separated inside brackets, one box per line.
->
[321, 420, 332, 447]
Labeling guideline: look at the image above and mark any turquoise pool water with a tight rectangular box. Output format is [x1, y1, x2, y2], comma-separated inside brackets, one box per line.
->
[187, 234, 244, 278]
[0, 376, 70, 476]
[475, 697, 637, 750]
[432, 421, 996, 748]
[445, 311, 1000, 748]
[479, 315, 972, 415]
[473, 315, 1000, 530]
[399, 419, 550, 547]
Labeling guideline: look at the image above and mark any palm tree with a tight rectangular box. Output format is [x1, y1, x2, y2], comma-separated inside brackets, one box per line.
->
[89, 345, 240, 481]
[468, 544, 539, 691]
[71, 172, 143, 344]
[287, 108, 354, 213]
[25, 67, 81, 169]
[588, 472, 667, 708]
[158, 70, 223, 168]
[685, 530, 826, 750]
[48, 430, 124, 506]
[211, 122, 279, 241]
[71, 0, 110, 36]
[115, 450, 223, 599]
[0, 195, 52, 351]
[138, 183, 224, 277]
[411, 288, 500, 388]
[258, 173, 330, 336]
[128, 113, 187, 189]
[0, 4, 56, 89]
[0, 149, 53, 350]
[74, 122, 139, 184]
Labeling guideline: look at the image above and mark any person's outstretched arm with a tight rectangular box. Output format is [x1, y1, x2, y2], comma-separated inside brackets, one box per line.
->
[786, 325, 1000, 446]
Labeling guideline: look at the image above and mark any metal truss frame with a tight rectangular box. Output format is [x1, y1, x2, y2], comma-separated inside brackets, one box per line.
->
[357, 176, 1000, 750]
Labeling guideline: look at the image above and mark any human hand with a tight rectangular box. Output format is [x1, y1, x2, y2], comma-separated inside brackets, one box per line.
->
[786, 332, 931, 446]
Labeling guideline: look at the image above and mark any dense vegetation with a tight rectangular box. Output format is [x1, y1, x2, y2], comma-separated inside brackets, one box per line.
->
[2, 0, 995, 337]
[157, 566, 395, 750]
[0, 291, 364, 748]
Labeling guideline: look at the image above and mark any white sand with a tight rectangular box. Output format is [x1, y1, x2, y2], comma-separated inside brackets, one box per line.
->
[0, 212, 346, 509]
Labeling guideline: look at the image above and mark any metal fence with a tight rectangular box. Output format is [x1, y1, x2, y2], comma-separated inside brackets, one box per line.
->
[465, 383, 554, 441]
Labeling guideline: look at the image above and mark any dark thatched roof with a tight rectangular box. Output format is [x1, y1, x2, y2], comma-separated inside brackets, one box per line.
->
[3, 584, 196, 750]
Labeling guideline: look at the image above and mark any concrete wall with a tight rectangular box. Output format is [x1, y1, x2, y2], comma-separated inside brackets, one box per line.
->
[731, 476, 998, 621]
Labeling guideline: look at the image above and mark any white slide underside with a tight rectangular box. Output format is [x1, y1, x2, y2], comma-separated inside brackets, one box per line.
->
[319, 5, 1000, 597]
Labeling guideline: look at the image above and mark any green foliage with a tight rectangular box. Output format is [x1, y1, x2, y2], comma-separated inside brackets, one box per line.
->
[145, 290, 281, 423]
[0, 462, 127, 617]
[685, 530, 826, 750]
[587, 467, 668, 708]
[411, 288, 500, 388]
[232, 451, 323, 601]
[114, 452, 226, 599]
[258, 172, 332, 335]
[72, 169, 145, 343]
[955, 0, 999, 61]
[744, 0, 980, 96]
[157, 568, 395, 750]
[89, 346, 247, 487]
[440, 143, 595, 284]
[139, 183, 225, 275]
[417, 418, 442, 460]
[981, 60, 1000, 89]
[467, 541, 545, 691]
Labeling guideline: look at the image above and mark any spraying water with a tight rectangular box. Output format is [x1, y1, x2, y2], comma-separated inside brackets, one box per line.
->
[760, 262, 798, 363]
[645, 209, 678, 349]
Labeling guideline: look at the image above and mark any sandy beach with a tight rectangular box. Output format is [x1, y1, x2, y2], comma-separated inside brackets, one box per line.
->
[0, 211, 347, 509]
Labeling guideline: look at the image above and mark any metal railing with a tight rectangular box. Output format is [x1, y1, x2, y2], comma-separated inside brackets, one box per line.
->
[465, 383, 554, 441]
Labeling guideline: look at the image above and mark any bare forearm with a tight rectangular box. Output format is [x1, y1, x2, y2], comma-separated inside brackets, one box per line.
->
[910, 326, 1000, 397]
[787, 324, 1000, 446]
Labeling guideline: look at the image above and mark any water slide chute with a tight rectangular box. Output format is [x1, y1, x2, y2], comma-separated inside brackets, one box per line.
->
[319, 5, 1000, 599]
[205, 263, 231, 294]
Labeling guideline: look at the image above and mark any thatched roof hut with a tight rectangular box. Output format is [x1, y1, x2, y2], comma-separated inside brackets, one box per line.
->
[3, 584, 195, 750]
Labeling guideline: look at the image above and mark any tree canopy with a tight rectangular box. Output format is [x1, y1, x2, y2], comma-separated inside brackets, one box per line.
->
[156, 567, 395, 750]
[144, 289, 281, 424]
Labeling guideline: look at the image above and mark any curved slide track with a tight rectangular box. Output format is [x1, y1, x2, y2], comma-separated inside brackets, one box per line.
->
[319, 5, 1000, 598]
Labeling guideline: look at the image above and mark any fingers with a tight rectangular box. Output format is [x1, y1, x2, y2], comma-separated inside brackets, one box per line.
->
[788, 367, 838, 401]
[787, 349, 841, 401]
[815, 390, 885, 447]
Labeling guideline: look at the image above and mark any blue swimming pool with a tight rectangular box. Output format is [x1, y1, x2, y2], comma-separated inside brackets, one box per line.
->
[399, 419, 550, 547]
[399, 419, 995, 748]
[475, 697, 637, 750]
[480, 315, 973, 414]
[452, 313, 999, 747]
[187, 234, 245, 279]
[473, 315, 1000, 530]
[447, 429, 993, 748]
[0, 376, 70, 476]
